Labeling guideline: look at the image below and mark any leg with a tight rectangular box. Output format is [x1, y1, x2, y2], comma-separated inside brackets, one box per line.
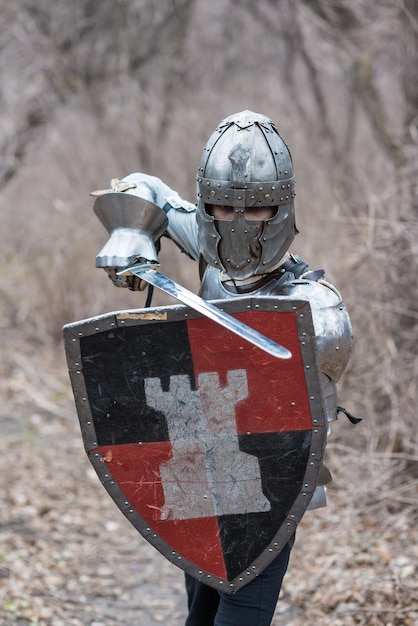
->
[185, 573, 220, 626]
[214, 543, 292, 626]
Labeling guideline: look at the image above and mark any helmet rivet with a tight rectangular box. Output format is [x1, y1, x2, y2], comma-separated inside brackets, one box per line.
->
[281, 184, 286, 189]
[258, 186, 263, 191]
[264, 194, 270, 199]
[238, 196, 242, 200]
[284, 170, 288, 175]
[206, 181, 210, 186]
[286, 195, 289, 200]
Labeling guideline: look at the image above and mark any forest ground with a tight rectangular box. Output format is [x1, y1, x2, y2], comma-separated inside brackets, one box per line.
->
[0, 335, 417, 626]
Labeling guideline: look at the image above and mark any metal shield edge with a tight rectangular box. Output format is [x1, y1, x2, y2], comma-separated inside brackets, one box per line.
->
[63, 296, 326, 593]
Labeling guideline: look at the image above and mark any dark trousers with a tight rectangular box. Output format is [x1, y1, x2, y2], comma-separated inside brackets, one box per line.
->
[184, 543, 291, 626]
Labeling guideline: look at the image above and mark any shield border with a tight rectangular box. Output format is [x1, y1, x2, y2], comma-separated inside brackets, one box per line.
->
[63, 296, 326, 593]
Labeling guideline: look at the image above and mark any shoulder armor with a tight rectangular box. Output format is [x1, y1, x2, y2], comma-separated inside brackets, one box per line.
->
[285, 279, 353, 382]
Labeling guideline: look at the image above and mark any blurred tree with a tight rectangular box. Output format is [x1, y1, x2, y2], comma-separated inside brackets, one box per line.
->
[0, 0, 417, 460]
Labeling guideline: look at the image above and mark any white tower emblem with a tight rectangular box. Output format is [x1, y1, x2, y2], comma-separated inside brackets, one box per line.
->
[144, 369, 271, 520]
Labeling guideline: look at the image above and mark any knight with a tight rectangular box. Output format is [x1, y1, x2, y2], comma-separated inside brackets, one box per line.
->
[90, 110, 355, 626]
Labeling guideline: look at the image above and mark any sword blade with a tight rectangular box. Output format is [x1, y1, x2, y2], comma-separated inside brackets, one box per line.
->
[118, 264, 291, 360]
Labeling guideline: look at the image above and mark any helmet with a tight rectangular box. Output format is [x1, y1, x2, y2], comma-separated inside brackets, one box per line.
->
[196, 110, 297, 280]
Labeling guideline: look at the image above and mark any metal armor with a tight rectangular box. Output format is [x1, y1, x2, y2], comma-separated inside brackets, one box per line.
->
[196, 110, 297, 280]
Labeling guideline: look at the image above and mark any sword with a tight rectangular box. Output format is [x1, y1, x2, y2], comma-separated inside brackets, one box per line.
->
[118, 263, 292, 360]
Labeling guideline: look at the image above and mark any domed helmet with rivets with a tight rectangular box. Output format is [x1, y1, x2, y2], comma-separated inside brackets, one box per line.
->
[196, 110, 297, 280]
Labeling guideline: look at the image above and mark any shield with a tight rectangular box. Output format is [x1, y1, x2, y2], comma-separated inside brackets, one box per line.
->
[63, 296, 326, 593]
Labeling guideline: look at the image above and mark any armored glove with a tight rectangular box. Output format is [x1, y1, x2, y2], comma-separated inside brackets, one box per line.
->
[93, 178, 169, 291]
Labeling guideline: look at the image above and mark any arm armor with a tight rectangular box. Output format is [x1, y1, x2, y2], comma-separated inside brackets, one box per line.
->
[285, 278, 353, 426]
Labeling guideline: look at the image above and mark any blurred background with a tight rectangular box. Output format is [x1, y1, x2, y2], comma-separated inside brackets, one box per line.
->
[1, 1, 417, 624]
